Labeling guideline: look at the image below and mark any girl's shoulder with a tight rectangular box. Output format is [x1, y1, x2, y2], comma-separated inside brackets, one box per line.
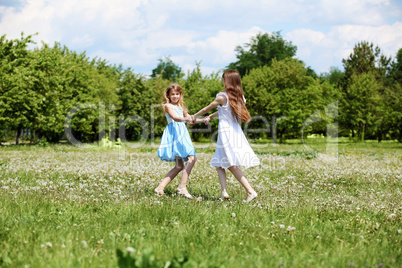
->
[216, 91, 228, 102]
[216, 91, 228, 107]
[165, 103, 183, 111]
[164, 103, 176, 109]
[216, 91, 227, 98]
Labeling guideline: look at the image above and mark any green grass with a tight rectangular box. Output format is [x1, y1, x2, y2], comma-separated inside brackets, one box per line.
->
[0, 140, 401, 267]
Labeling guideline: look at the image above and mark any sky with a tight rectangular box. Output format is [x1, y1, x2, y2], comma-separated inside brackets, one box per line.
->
[1, 0, 402, 78]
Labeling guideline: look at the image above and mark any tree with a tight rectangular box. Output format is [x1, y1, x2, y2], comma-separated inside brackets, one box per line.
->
[340, 72, 380, 141]
[0, 33, 37, 144]
[182, 62, 222, 141]
[151, 56, 183, 81]
[227, 32, 297, 77]
[242, 58, 338, 142]
[386, 48, 402, 142]
[117, 68, 148, 141]
[340, 41, 395, 141]
[320, 66, 345, 87]
[391, 48, 402, 82]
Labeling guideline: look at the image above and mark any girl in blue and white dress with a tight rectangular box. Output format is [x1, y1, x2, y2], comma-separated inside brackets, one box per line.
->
[191, 70, 259, 202]
[155, 83, 206, 199]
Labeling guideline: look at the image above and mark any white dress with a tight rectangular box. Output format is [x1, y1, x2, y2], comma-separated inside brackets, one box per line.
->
[210, 92, 260, 169]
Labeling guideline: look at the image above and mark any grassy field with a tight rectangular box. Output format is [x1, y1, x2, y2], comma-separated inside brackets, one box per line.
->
[0, 140, 401, 267]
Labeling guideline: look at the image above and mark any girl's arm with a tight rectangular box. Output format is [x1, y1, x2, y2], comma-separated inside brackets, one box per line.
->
[192, 95, 226, 120]
[203, 111, 219, 125]
[184, 111, 206, 124]
[208, 111, 219, 118]
[166, 105, 191, 122]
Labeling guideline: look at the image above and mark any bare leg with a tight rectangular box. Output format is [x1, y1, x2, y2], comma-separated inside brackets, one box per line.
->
[178, 155, 197, 195]
[228, 165, 255, 198]
[216, 167, 228, 195]
[156, 157, 184, 192]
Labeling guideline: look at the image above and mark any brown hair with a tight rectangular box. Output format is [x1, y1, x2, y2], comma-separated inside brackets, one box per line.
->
[222, 70, 251, 122]
[162, 83, 188, 114]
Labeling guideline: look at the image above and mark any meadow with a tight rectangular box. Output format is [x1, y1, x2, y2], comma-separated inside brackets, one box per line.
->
[0, 139, 401, 267]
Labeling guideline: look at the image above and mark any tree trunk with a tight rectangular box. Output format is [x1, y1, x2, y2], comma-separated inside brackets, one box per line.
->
[271, 116, 277, 144]
[16, 126, 22, 145]
[361, 122, 365, 141]
[377, 130, 382, 142]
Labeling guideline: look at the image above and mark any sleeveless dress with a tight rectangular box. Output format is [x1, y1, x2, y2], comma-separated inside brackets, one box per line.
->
[211, 92, 260, 169]
[157, 104, 196, 162]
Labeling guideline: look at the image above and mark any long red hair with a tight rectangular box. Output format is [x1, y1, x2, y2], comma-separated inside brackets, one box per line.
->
[222, 70, 251, 122]
[162, 83, 188, 114]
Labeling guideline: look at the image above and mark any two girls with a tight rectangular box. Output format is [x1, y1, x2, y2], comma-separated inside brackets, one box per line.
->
[156, 70, 259, 202]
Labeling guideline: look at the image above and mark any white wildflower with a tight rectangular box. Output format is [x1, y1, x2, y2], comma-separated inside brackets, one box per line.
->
[126, 247, 135, 254]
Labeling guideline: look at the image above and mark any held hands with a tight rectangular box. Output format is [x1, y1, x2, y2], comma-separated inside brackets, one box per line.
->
[204, 116, 211, 125]
[189, 115, 195, 125]
[189, 115, 210, 125]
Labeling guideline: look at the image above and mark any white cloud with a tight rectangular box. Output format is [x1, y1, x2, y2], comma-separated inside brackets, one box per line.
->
[0, 0, 401, 76]
[287, 22, 402, 73]
[70, 34, 94, 48]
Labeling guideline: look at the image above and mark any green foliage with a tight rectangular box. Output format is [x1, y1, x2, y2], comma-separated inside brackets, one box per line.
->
[227, 32, 297, 77]
[37, 137, 49, 147]
[0, 33, 37, 144]
[340, 41, 400, 142]
[320, 66, 345, 87]
[342, 41, 381, 80]
[341, 72, 380, 141]
[151, 56, 183, 81]
[116, 247, 189, 268]
[117, 69, 149, 141]
[0, 34, 121, 144]
[243, 58, 339, 142]
[181, 62, 222, 141]
[0, 33, 400, 144]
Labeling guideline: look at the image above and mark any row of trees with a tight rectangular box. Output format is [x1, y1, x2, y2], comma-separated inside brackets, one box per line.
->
[0, 32, 401, 144]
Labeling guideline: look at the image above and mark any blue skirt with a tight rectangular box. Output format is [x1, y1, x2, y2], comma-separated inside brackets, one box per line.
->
[157, 122, 196, 162]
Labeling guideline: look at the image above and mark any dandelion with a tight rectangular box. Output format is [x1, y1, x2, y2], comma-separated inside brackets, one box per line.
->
[388, 213, 396, 219]
[81, 240, 87, 248]
[126, 247, 135, 254]
[231, 213, 236, 217]
[398, 229, 402, 234]
[61, 244, 66, 249]
[279, 224, 285, 229]
[45, 242, 52, 248]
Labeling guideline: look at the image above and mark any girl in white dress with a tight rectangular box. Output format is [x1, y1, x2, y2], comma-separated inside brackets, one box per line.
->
[191, 70, 259, 202]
